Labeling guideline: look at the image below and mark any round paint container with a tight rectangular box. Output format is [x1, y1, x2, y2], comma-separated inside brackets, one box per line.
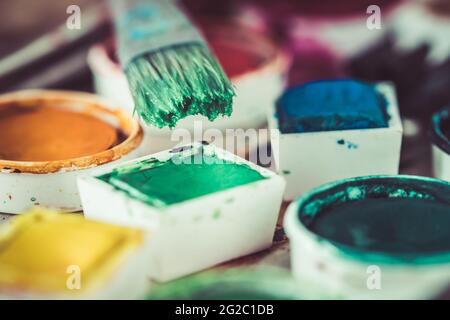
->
[88, 23, 289, 154]
[285, 175, 450, 299]
[146, 268, 301, 300]
[431, 107, 450, 181]
[0, 90, 143, 214]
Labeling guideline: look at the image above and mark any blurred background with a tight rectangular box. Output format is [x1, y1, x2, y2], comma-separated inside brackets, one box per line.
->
[0, 0, 449, 173]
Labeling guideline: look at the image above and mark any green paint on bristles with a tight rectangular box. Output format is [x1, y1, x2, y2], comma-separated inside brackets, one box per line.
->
[126, 43, 235, 128]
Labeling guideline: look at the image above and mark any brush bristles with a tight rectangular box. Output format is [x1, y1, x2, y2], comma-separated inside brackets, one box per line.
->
[125, 43, 235, 128]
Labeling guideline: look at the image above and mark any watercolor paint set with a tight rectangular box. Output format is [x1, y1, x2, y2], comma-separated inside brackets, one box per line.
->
[1, 0, 450, 302]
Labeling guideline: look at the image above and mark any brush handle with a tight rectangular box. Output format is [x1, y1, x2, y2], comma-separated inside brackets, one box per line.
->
[110, 0, 204, 68]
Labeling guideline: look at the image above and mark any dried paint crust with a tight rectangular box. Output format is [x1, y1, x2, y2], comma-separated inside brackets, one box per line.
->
[99, 151, 266, 207]
[0, 91, 143, 174]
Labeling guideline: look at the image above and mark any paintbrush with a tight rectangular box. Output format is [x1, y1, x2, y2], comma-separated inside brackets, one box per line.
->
[110, 0, 235, 128]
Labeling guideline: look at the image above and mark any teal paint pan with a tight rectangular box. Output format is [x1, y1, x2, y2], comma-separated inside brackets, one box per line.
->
[285, 175, 450, 299]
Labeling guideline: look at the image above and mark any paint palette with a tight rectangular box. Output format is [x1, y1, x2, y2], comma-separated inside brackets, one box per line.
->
[0, 208, 150, 299]
[269, 80, 403, 199]
[285, 175, 450, 299]
[78, 143, 285, 281]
